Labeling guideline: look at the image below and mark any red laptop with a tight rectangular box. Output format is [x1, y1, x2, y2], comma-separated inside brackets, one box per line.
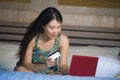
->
[68, 55, 98, 76]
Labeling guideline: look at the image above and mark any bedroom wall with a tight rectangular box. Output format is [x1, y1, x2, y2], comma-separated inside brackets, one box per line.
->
[0, 0, 120, 28]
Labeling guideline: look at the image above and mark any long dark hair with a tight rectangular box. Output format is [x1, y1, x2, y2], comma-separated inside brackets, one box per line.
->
[17, 7, 63, 64]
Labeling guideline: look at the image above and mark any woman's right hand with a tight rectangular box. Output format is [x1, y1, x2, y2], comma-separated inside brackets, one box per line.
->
[45, 57, 56, 67]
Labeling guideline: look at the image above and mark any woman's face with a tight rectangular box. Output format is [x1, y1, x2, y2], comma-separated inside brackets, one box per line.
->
[43, 19, 61, 39]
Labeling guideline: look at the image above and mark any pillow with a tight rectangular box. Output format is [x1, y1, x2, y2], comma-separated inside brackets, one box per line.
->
[96, 56, 120, 77]
[68, 45, 120, 77]
[68, 45, 120, 66]
[0, 42, 19, 71]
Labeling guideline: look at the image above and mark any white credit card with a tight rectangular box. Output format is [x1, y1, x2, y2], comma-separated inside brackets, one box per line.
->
[48, 51, 60, 60]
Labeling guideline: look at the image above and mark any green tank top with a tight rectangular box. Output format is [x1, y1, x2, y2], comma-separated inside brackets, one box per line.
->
[32, 34, 60, 74]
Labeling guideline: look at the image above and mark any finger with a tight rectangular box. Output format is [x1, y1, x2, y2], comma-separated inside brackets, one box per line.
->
[45, 59, 52, 67]
[50, 62, 56, 66]
[47, 57, 52, 60]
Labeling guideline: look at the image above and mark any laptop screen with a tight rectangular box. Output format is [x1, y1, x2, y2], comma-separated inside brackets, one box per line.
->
[68, 55, 98, 76]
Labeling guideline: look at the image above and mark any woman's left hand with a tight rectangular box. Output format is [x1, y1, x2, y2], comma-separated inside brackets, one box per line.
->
[45, 57, 56, 68]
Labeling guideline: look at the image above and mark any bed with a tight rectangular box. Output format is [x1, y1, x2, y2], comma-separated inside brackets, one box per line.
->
[0, 22, 120, 80]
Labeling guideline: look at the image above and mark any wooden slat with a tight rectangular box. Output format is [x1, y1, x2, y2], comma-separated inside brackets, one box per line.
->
[70, 38, 120, 47]
[0, 26, 26, 34]
[62, 25, 120, 33]
[0, 22, 28, 27]
[0, 34, 23, 41]
[62, 31, 120, 40]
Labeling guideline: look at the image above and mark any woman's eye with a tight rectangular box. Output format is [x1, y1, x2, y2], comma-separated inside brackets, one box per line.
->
[49, 26, 61, 29]
[50, 27, 54, 29]
[58, 26, 61, 29]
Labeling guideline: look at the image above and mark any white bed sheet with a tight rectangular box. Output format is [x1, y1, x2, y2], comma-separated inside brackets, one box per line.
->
[0, 42, 120, 77]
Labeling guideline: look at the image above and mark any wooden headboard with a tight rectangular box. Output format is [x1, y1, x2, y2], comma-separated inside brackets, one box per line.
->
[0, 22, 120, 47]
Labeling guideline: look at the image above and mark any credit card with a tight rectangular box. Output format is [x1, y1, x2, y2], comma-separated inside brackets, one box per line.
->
[48, 51, 60, 60]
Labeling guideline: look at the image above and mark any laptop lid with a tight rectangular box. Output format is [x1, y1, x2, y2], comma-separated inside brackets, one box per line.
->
[68, 55, 98, 76]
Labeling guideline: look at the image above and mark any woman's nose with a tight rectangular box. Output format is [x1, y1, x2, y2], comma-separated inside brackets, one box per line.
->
[53, 29, 58, 34]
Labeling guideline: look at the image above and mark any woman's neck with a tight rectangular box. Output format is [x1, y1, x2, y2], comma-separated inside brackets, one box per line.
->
[39, 33, 51, 43]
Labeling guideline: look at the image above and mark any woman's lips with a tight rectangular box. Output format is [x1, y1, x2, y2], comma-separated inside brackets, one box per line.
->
[51, 34, 57, 37]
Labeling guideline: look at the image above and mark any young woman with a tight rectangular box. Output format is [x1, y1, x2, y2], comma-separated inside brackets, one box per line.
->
[14, 7, 69, 75]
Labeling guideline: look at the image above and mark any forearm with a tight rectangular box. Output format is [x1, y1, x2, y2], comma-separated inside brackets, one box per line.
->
[59, 65, 69, 75]
[23, 63, 48, 73]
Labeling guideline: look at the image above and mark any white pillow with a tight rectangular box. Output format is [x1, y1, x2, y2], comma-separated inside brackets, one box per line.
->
[96, 56, 120, 77]
[68, 45, 120, 66]
[0, 42, 19, 71]
[68, 45, 120, 78]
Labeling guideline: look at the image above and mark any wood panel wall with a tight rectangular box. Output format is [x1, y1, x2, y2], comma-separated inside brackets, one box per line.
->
[0, 0, 30, 3]
[58, 0, 120, 9]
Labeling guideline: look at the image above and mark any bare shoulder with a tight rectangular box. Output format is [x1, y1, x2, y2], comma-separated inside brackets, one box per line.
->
[60, 34, 69, 41]
[59, 34, 69, 46]
[28, 38, 36, 48]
